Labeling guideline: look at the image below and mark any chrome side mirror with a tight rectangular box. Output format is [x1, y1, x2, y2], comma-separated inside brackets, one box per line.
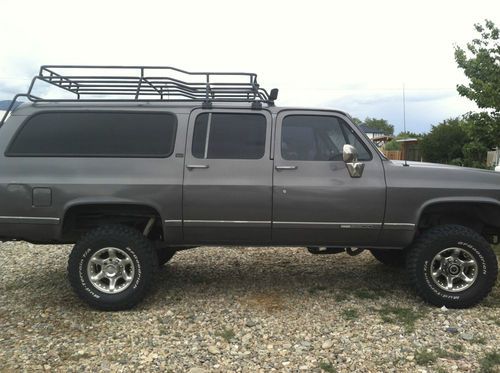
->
[343, 144, 365, 178]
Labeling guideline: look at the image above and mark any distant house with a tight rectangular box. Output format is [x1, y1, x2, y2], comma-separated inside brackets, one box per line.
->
[358, 124, 386, 139]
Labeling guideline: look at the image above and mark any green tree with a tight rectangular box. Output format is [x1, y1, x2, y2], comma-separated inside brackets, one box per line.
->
[364, 117, 394, 135]
[455, 19, 500, 164]
[351, 117, 363, 125]
[397, 131, 422, 139]
[420, 118, 469, 165]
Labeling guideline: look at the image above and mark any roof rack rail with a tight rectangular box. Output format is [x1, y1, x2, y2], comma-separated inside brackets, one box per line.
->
[0, 65, 279, 126]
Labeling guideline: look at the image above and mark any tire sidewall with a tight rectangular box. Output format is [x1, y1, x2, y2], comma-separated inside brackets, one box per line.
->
[416, 235, 490, 306]
[69, 229, 153, 309]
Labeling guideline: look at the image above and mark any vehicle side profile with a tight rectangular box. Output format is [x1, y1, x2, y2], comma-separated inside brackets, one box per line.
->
[0, 65, 498, 310]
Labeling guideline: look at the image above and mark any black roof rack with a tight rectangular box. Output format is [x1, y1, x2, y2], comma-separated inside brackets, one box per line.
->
[1, 65, 279, 126]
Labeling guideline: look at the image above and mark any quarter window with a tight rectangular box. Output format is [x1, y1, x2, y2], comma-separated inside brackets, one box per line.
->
[192, 113, 266, 159]
[281, 115, 371, 161]
[7, 112, 177, 157]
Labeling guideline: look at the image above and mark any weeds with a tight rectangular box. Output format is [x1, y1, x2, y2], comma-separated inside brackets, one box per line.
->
[479, 351, 500, 373]
[378, 306, 424, 332]
[319, 361, 336, 373]
[341, 308, 359, 321]
[216, 328, 235, 343]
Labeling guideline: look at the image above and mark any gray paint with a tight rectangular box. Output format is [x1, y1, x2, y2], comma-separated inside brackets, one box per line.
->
[1, 102, 499, 248]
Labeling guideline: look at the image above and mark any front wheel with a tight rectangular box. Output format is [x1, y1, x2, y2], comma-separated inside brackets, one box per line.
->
[407, 224, 498, 309]
[68, 225, 158, 311]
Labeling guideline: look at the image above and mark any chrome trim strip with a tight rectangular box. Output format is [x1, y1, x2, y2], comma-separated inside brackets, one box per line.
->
[164, 219, 182, 227]
[0, 216, 60, 221]
[383, 223, 416, 230]
[384, 223, 415, 226]
[166, 220, 415, 230]
[0, 216, 60, 225]
[184, 220, 271, 224]
[273, 221, 382, 229]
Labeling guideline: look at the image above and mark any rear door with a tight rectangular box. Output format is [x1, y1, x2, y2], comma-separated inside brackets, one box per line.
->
[272, 110, 386, 246]
[182, 108, 273, 244]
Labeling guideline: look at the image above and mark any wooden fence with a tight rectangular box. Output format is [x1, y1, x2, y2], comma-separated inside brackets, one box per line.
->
[383, 150, 403, 160]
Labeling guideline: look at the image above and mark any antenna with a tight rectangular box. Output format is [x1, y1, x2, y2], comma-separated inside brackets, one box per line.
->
[403, 83, 406, 134]
[403, 83, 409, 167]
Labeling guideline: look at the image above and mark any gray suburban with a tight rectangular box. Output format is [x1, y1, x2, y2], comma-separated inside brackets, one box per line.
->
[0, 66, 498, 310]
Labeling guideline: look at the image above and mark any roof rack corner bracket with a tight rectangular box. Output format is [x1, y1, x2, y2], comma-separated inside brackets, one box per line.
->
[251, 101, 263, 110]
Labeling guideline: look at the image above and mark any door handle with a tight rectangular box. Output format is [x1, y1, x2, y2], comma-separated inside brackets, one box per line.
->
[275, 165, 298, 171]
[186, 164, 209, 170]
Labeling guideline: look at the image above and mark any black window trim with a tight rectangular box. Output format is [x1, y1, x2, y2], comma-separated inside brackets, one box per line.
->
[280, 113, 373, 162]
[191, 111, 268, 160]
[5, 110, 178, 158]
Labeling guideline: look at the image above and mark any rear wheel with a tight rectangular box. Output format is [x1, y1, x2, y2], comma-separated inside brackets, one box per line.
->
[68, 224, 157, 311]
[407, 224, 498, 309]
[370, 249, 406, 268]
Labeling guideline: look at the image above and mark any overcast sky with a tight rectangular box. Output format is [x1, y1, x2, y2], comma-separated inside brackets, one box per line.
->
[1, 0, 499, 133]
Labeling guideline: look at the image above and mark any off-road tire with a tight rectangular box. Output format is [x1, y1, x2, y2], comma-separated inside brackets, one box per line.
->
[157, 248, 175, 266]
[407, 224, 498, 309]
[370, 249, 406, 268]
[68, 224, 158, 311]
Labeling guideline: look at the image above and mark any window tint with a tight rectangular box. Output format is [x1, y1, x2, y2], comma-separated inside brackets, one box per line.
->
[281, 115, 371, 161]
[7, 112, 177, 157]
[192, 113, 266, 159]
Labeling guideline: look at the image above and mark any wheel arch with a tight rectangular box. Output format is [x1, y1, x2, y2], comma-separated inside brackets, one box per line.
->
[415, 197, 500, 242]
[59, 198, 166, 242]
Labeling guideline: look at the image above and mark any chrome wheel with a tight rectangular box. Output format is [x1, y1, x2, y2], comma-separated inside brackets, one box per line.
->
[430, 247, 478, 292]
[86, 247, 135, 294]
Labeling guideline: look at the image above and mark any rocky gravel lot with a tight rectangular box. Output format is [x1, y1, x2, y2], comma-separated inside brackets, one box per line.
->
[0, 242, 499, 373]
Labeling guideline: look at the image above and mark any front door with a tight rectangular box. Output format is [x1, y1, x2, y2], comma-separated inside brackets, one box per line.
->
[272, 111, 386, 246]
[183, 109, 273, 244]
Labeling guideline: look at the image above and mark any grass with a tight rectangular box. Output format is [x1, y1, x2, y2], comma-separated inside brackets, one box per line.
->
[216, 327, 236, 343]
[353, 289, 380, 300]
[319, 361, 337, 373]
[414, 349, 437, 365]
[472, 336, 487, 345]
[333, 292, 348, 302]
[479, 351, 500, 373]
[341, 308, 359, 321]
[415, 348, 463, 366]
[453, 344, 465, 352]
[308, 285, 328, 294]
[377, 306, 424, 332]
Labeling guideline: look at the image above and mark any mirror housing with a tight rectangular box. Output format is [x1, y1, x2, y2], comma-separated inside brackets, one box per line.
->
[343, 144, 365, 178]
[269, 88, 279, 101]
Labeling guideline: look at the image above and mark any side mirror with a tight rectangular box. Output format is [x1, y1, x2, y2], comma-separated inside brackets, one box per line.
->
[269, 88, 279, 101]
[343, 144, 365, 178]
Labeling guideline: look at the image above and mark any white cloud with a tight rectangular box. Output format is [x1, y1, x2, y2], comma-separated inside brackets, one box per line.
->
[1, 0, 498, 132]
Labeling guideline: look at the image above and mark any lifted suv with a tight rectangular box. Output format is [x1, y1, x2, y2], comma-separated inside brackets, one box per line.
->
[0, 65, 498, 310]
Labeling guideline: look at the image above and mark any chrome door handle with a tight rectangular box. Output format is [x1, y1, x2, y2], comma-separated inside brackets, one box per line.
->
[275, 165, 298, 171]
[186, 164, 209, 170]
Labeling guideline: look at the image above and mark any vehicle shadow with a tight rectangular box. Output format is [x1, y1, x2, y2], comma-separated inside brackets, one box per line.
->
[146, 248, 415, 309]
[2, 248, 416, 312]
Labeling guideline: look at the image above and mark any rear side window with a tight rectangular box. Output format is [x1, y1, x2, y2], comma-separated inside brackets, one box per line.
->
[192, 113, 266, 159]
[6, 112, 177, 157]
[281, 115, 371, 161]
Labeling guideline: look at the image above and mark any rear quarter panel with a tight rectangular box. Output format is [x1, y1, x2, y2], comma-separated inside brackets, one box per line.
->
[0, 109, 187, 243]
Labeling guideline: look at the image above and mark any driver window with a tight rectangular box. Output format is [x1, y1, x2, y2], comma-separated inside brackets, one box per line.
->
[281, 115, 371, 161]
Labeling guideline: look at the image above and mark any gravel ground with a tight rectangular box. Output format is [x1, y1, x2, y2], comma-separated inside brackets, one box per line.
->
[0, 242, 498, 373]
